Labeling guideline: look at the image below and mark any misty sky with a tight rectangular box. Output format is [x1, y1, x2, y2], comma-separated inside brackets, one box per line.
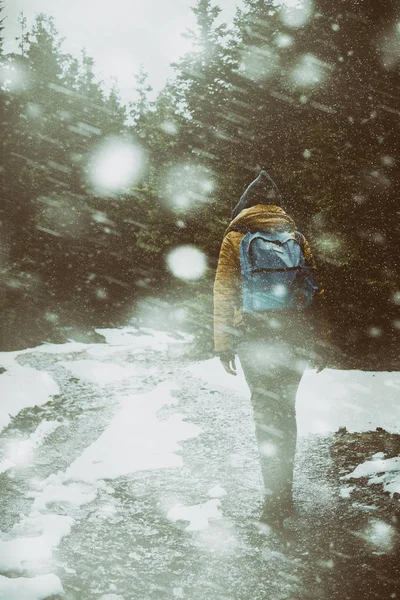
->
[2, 0, 241, 101]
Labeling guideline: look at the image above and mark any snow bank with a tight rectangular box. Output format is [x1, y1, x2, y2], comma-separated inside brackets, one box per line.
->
[297, 370, 400, 436]
[0, 367, 59, 434]
[343, 454, 400, 497]
[0, 574, 63, 600]
[188, 359, 400, 436]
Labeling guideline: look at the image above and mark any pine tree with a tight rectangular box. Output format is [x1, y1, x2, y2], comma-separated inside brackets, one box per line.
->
[62, 52, 81, 91]
[0, 1, 5, 56]
[26, 14, 64, 83]
[129, 65, 153, 126]
[16, 12, 29, 57]
[173, 0, 233, 129]
[104, 83, 127, 134]
[76, 49, 104, 102]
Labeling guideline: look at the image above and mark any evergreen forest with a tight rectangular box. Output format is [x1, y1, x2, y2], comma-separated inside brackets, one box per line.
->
[1, 0, 399, 369]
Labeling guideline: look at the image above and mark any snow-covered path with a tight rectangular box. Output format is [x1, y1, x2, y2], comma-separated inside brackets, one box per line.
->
[0, 328, 399, 600]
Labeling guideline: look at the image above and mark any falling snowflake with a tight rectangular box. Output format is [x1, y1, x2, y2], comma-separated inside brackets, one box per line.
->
[87, 137, 145, 196]
[166, 246, 207, 281]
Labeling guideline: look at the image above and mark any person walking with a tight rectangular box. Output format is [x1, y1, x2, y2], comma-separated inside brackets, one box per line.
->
[213, 170, 328, 530]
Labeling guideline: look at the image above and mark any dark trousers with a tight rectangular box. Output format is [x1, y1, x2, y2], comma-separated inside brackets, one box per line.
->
[238, 332, 307, 503]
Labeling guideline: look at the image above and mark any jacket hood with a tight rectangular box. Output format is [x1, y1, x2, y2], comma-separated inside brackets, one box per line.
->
[231, 170, 283, 220]
[225, 204, 296, 237]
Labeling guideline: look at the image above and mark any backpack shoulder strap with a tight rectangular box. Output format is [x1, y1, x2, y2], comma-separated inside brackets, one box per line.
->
[294, 231, 305, 251]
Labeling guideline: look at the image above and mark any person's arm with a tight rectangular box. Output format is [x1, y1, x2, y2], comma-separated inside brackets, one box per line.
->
[214, 233, 241, 373]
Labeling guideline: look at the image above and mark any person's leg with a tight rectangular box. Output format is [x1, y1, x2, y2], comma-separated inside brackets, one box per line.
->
[238, 337, 305, 520]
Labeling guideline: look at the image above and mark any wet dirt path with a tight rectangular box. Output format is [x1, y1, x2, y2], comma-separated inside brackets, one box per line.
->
[0, 335, 399, 599]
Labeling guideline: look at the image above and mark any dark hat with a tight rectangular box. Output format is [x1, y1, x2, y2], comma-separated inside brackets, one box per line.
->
[231, 170, 283, 220]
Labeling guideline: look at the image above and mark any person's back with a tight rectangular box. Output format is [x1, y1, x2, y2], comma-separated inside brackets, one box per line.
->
[213, 170, 326, 529]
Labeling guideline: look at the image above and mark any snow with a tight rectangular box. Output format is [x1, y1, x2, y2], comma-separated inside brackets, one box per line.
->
[0, 513, 74, 572]
[360, 519, 396, 552]
[239, 45, 279, 82]
[291, 54, 326, 87]
[0, 329, 194, 441]
[339, 485, 355, 499]
[1, 326, 399, 598]
[86, 344, 127, 357]
[0, 340, 96, 434]
[61, 359, 138, 386]
[275, 33, 293, 48]
[87, 137, 145, 195]
[166, 246, 207, 281]
[0, 366, 59, 434]
[296, 370, 400, 436]
[65, 382, 201, 482]
[0, 376, 201, 592]
[95, 327, 189, 350]
[189, 360, 400, 437]
[207, 485, 227, 498]
[0, 421, 61, 472]
[260, 442, 278, 457]
[343, 455, 400, 497]
[24, 420, 61, 449]
[0, 457, 15, 474]
[0, 350, 24, 369]
[188, 357, 248, 393]
[167, 499, 222, 532]
[164, 164, 214, 212]
[27, 481, 97, 512]
[280, 0, 313, 29]
[34, 341, 89, 355]
[0, 574, 63, 600]
[0, 341, 88, 367]
[0, 63, 29, 93]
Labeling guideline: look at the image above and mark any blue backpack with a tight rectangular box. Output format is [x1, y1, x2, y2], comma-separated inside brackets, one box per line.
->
[239, 231, 319, 313]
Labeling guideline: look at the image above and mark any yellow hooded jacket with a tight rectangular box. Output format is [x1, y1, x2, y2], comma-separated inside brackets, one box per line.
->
[213, 204, 323, 353]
